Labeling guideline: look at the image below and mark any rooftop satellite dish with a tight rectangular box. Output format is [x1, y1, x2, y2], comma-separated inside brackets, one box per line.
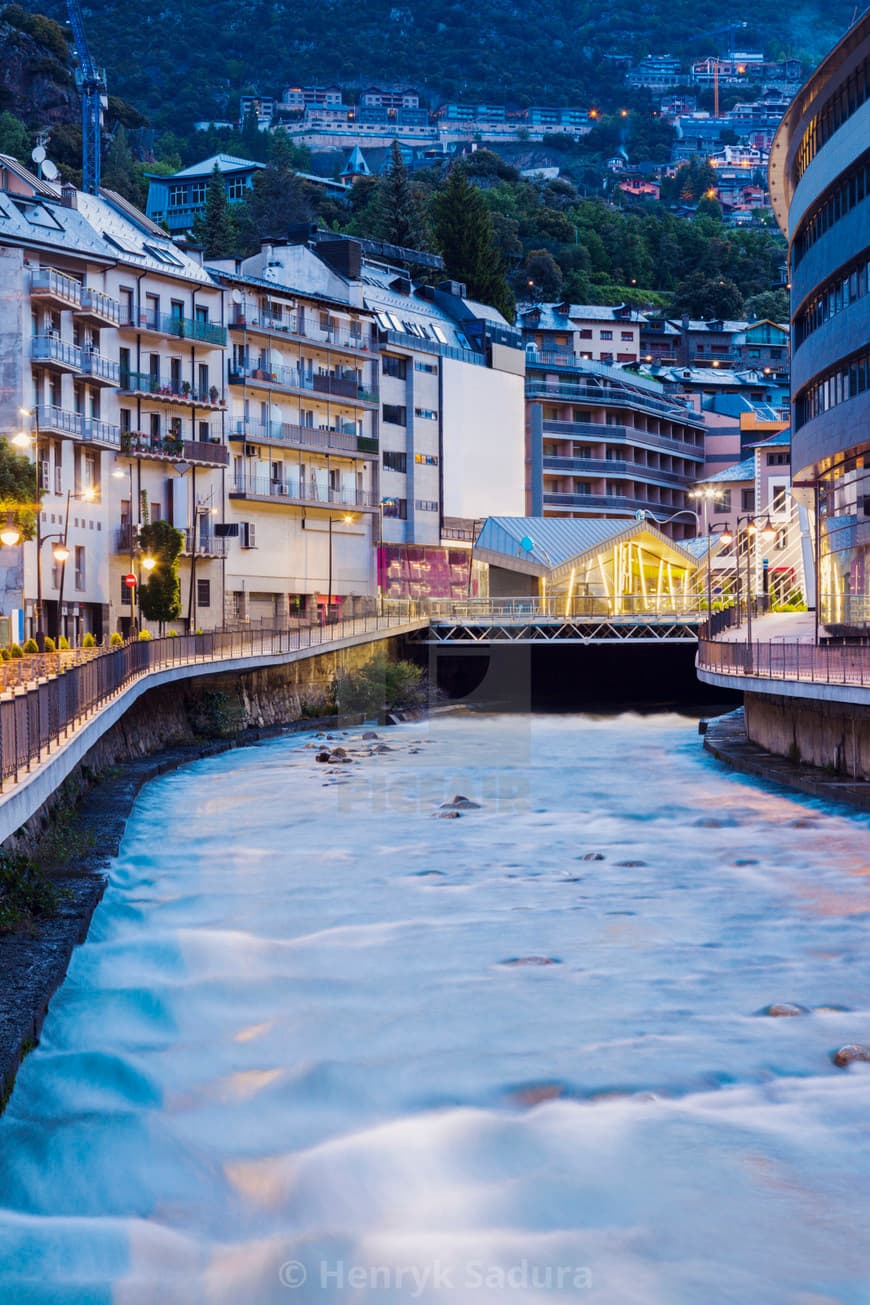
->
[42, 160, 59, 181]
[231, 288, 243, 304]
[31, 145, 46, 165]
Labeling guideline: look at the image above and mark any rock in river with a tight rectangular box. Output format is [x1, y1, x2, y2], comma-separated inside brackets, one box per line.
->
[760, 1003, 809, 1018]
[833, 1044, 870, 1067]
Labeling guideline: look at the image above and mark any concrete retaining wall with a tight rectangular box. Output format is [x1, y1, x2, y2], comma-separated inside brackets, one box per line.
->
[744, 691, 870, 780]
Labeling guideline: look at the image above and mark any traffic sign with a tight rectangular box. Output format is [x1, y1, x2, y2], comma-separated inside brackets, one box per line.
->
[123, 573, 137, 588]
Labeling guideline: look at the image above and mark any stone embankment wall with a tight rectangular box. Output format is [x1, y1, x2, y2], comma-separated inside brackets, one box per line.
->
[744, 692, 870, 781]
[12, 634, 408, 852]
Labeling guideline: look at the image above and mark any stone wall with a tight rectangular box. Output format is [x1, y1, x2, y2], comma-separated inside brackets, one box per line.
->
[11, 633, 410, 851]
[744, 691, 870, 780]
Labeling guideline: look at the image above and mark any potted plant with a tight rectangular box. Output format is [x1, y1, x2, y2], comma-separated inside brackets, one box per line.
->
[181, 380, 192, 399]
[209, 385, 219, 404]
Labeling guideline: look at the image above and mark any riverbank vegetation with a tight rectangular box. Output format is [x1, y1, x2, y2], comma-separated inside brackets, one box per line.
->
[332, 655, 427, 719]
[0, 850, 60, 934]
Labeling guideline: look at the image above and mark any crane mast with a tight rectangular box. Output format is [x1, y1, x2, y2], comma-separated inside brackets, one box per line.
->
[65, 0, 107, 193]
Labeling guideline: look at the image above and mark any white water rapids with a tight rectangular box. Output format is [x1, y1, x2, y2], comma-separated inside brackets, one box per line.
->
[1, 712, 870, 1304]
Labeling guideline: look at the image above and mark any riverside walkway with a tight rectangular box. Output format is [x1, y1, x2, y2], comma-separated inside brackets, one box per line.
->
[0, 610, 426, 842]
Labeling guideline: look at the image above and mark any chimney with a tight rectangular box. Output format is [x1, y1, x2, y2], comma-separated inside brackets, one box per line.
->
[61, 183, 77, 210]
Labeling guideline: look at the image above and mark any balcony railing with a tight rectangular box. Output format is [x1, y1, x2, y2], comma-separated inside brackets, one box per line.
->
[30, 268, 81, 307]
[229, 420, 376, 457]
[121, 310, 226, 346]
[84, 417, 121, 448]
[230, 474, 376, 508]
[542, 490, 685, 514]
[119, 430, 229, 465]
[78, 288, 121, 324]
[227, 364, 377, 405]
[542, 420, 704, 460]
[182, 529, 227, 556]
[697, 638, 870, 688]
[31, 335, 82, 371]
[542, 455, 691, 487]
[229, 308, 375, 353]
[81, 349, 120, 384]
[119, 372, 224, 407]
[528, 378, 705, 426]
[35, 405, 84, 438]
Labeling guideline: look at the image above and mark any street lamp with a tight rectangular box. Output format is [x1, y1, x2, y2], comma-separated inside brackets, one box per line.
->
[689, 487, 726, 619]
[326, 514, 354, 620]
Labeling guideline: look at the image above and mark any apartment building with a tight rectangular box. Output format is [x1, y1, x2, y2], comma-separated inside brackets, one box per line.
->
[209, 243, 380, 624]
[145, 155, 263, 236]
[0, 156, 228, 641]
[525, 354, 706, 539]
[519, 303, 641, 366]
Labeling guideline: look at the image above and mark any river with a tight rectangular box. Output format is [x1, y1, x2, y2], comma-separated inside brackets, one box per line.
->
[1, 712, 869, 1304]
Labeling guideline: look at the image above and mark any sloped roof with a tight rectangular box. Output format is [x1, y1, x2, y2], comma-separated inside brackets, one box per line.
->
[474, 515, 705, 577]
[169, 154, 264, 178]
[704, 455, 755, 483]
[749, 426, 791, 448]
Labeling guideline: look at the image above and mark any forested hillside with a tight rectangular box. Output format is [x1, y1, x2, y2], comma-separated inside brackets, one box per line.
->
[32, 0, 856, 131]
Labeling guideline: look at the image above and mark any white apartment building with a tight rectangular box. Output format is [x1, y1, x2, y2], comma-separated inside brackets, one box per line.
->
[0, 156, 226, 640]
[519, 302, 642, 366]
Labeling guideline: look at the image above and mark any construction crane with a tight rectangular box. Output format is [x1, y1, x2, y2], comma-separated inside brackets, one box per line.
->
[687, 21, 750, 116]
[65, 0, 107, 193]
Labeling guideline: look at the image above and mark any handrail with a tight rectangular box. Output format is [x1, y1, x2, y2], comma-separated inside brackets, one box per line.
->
[0, 609, 423, 791]
[697, 637, 870, 687]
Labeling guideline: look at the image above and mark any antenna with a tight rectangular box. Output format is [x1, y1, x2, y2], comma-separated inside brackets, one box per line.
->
[42, 160, 59, 182]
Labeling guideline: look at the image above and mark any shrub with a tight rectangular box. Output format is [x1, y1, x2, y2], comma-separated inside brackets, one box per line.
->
[138, 629, 152, 641]
[83, 632, 97, 648]
[167, 629, 178, 637]
[109, 632, 123, 647]
[22, 638, 38, 654]
[0, 647, 9, 661]
[333, 654, 426, 718]
[58, 635, 70, 650]
[9, 643, 23, 658]
[0, 850, 60, 933]
[42, 636, 56, 653]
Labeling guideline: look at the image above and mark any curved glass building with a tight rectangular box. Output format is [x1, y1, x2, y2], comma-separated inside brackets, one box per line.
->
[770, 14, 870, 633]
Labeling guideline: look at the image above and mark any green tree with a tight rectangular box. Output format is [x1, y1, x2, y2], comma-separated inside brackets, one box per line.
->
[192, 163, 238, 258]
[0, 112, 30, 164]
[0, 439, 38, 542]
[743, 288, 790, 322]
[372, 141, 429, 250]
[670, 272, 744, 320]
[102, 125, 146, 206]
[430, 164, 514, 321]
[235, 132, 313, 254]
[137, 521, 184, 630]
[518, 248, 563, 301]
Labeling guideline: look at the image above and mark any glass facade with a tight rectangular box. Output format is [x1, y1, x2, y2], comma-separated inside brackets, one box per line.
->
[818, 456, 870, 631]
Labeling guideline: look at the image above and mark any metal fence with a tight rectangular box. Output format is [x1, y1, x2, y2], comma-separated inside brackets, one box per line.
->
[0, 609, 421, 790]
[697, 638, 870, 688]
[424, 596, 703, 623]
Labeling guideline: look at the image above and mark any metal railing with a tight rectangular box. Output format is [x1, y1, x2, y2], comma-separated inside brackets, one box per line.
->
[229, 420, 374, 456]
[119, 372, 223, 406]
[121, 311, 226, 346]
[227, 364, 377, 404]
[230, 309, 376, 354]
[81, 349, 120, 384]
[30, 268, 82, 307]
[79, 287, 121, 323]
[697, 637, 870, 687]
[120, 430, 228, 465]
[426, 596, 703, 622]
[0, 609, 422, 790]
[528, 379, 705, 426]
[182, 529, 227, 556]
[31, 335, 82, 370]
[230, 475, 377, 508]
[542, 455, 692, 487]
[35, 405, 84, 438]
[84, 417, 121, 448]
[542, 420, 705, 460]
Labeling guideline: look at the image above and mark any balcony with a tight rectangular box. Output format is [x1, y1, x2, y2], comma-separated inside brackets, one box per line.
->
[542, 455, 692, 488]
[229, 307, 375, 356]
[120, 310, 226, 347]
[229, 420, 378, 459]
[181, 528, 227, 557]
[119, 371, 224, 408]
[76, 288, 121, 327]
[84, 417, 121, 448]
[229, 474, 377, 511]
[541, 420, 704, 461]
[542, 490, 683, 514]
[31, 335, 83, 374]
[30, 268, 81, 310]
[119, 429, 229, 466]
[527, 375, 705, 427]
[81, 349, 120, 386]
[35, 405, 84, 438]
[227, 364, 378, 407]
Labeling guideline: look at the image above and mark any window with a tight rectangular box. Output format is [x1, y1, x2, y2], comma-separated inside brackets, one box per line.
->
[620, 331, 634, 341]
[382, 355, 407, 380]
[414, 453, 439, 465]
[415, 499, 438, 511]
[197, 578, 211, 607]
[226, 176, 247, 200]
[382, 403, 406, 425]
[168, 185, 186, 207]
[741, 489, 755, 511]
[714, 491, 732, 512]
[240, 522, 256, 548]
[770, 484, 789, 515]
[600, 329, 613, 340]
[382, 497, 407, 519]
[577, 329, 593, 339]
[414, 360, 437, 374]
[74, 546, 85, 591]
[190, 182, 207, 205]
[383, 450, 407, 473]
[414, 407, 437, 420]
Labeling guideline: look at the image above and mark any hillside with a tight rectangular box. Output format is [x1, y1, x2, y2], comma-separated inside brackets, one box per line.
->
[32, 0, 857, 131]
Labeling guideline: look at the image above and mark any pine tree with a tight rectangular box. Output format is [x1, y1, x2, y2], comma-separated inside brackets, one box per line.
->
[234, 133, 313, 254]
[430, 164, 514, 321]
[192, 164, 238, 259]
[137, 520, 184, 629]
[374, 141, 428, 250]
